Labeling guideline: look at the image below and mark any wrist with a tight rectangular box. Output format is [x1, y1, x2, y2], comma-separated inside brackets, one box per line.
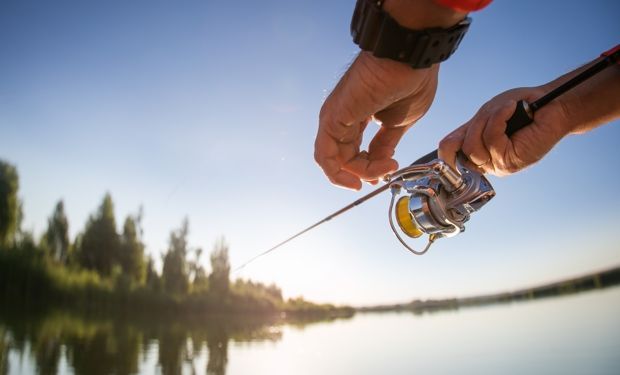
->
[351, 0, 472, 69]
[552, 90, 582, 135]
[356, 51, 434, 91]
[531, 83, 578, 137]
[536, 57, 620, 135]
[383, 0, 467, 29]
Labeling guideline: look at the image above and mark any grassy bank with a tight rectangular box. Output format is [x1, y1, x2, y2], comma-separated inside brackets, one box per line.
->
[0, 248, 353, 319]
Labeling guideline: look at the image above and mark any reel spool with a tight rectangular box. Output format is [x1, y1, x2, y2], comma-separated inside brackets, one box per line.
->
[387, 158, 495, 255]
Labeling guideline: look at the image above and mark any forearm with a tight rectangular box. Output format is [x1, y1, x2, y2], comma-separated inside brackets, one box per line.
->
[542, 58, 620, 135]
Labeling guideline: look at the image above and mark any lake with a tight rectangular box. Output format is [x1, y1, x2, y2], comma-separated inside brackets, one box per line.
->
[2, 287, 619, 375]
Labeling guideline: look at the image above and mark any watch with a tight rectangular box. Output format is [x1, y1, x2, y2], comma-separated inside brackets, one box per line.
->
[351, 0, 471, 68]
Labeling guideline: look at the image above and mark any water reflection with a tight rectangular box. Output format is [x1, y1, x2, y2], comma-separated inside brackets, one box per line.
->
[0, 309, 346, 375]
[2, 286, 619, 374]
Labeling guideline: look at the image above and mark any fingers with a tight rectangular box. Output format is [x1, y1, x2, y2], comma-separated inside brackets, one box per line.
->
[314, 52, 441, 190]
[461, 112, 492, 168]
[316, 114, 400, 189]
[342, 126, 406, 181]
[321, 158, 364, 190]
[314, 126, 363, 191]
[438, 87, 554, 177]
[343, 154, 399, 182]
[482, 100, 515, 175]
[438, 125, 466, 171]
[368, 126, 408, 161]
[314, 151, 363, 190]
[439, 100, 517, 175]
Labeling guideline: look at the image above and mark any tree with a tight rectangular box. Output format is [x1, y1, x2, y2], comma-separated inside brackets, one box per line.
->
[0, 160, 19, 248]
[145, 256, 161, 292]
[209, 237, 230, 299]
[43, 200, 70, 263]
[189, 247, 208, 292]
[162, 218, 190, 295]
[119, 208, 146, 284]
[76, 193, 120, 276]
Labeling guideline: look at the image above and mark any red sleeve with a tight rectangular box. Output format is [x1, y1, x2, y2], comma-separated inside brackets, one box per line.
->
[434, 0, 492, 12]
[601, 44, 620, 65]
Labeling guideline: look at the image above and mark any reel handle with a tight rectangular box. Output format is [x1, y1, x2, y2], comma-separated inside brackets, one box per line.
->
[410, 100, 534, 166]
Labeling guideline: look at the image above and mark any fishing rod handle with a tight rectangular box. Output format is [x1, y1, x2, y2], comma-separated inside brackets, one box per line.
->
[505, 99, 534, 136]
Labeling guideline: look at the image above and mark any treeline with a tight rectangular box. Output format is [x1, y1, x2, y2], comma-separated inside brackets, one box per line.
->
[359, 265, 620, 314]
[0, 160, 352, 317]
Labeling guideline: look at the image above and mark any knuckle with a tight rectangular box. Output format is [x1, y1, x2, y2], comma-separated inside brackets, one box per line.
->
[319, 106, 332, 125]
[319, 103, 342, 128]
[482, 129, 497, 145]
[440, 132, 462, 150]
[504, 163, 520, 174]
[438, 137, 451, 150]
[461, 142, 473, 156]
[479, 102, 492, 114]
[313, 150, 322, 164]
[327, 172, 347, 186]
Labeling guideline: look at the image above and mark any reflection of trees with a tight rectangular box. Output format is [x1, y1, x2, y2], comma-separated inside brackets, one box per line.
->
[0, 309, 350, 375]
[0, 327, 10, 375]
[33, 332, 61, 375]
[205, 320, 228, 375]
[157, 325, 186, 375]
[154, 319, 230, 375]
[65, 324, 141, 375]
[68, 332, 116, 375]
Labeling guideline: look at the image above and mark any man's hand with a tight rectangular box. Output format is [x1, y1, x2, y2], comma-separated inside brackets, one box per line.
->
[438, 54, 620, 177]
[314, 0, 465, 190]
[438, 87, 570, 176]
[315, 52, 439, 190]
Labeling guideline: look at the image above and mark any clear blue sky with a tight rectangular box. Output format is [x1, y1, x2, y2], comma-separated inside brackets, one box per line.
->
[1, 0, 619, 305]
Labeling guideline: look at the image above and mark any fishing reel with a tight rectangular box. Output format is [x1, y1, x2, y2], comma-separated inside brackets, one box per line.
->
[386, 158, 495, 255]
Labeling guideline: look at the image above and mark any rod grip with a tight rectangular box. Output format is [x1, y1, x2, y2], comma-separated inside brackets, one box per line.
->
[411, 100, 535, 166]
[505, 100, 534, 137]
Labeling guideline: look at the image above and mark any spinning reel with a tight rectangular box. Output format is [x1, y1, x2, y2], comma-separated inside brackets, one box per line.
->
[386, 158, 495, 255]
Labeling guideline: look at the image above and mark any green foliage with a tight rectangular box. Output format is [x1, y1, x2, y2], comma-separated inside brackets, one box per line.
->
[232, 279, 282, 303]
[186, 246, 207, 293]
[0, 163, 352, 318]
[145, 256, 162, 292]
[190, 248, 209, 293]
[0, 160, 20, 248]
[283, 297, 355, 318]
[162, 218, 190, 295]
[76, 193, 120, 276]
[209, 237, 230, 299]
[43, 200, 70, 263]
[119, 211, 146, 284]
[0, 236, 112, 311]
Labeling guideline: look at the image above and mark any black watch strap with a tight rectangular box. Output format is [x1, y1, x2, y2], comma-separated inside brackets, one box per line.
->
[351, 0, 471, 68]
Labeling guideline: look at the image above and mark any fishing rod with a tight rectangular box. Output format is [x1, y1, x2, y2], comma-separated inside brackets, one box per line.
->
[234, 45, 620, 272]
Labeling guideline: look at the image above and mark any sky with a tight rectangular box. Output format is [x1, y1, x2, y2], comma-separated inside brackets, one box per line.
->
[1, 0, 619, 306]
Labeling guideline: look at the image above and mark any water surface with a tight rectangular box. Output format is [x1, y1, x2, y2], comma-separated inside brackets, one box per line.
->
[2, 287, 619, 374]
